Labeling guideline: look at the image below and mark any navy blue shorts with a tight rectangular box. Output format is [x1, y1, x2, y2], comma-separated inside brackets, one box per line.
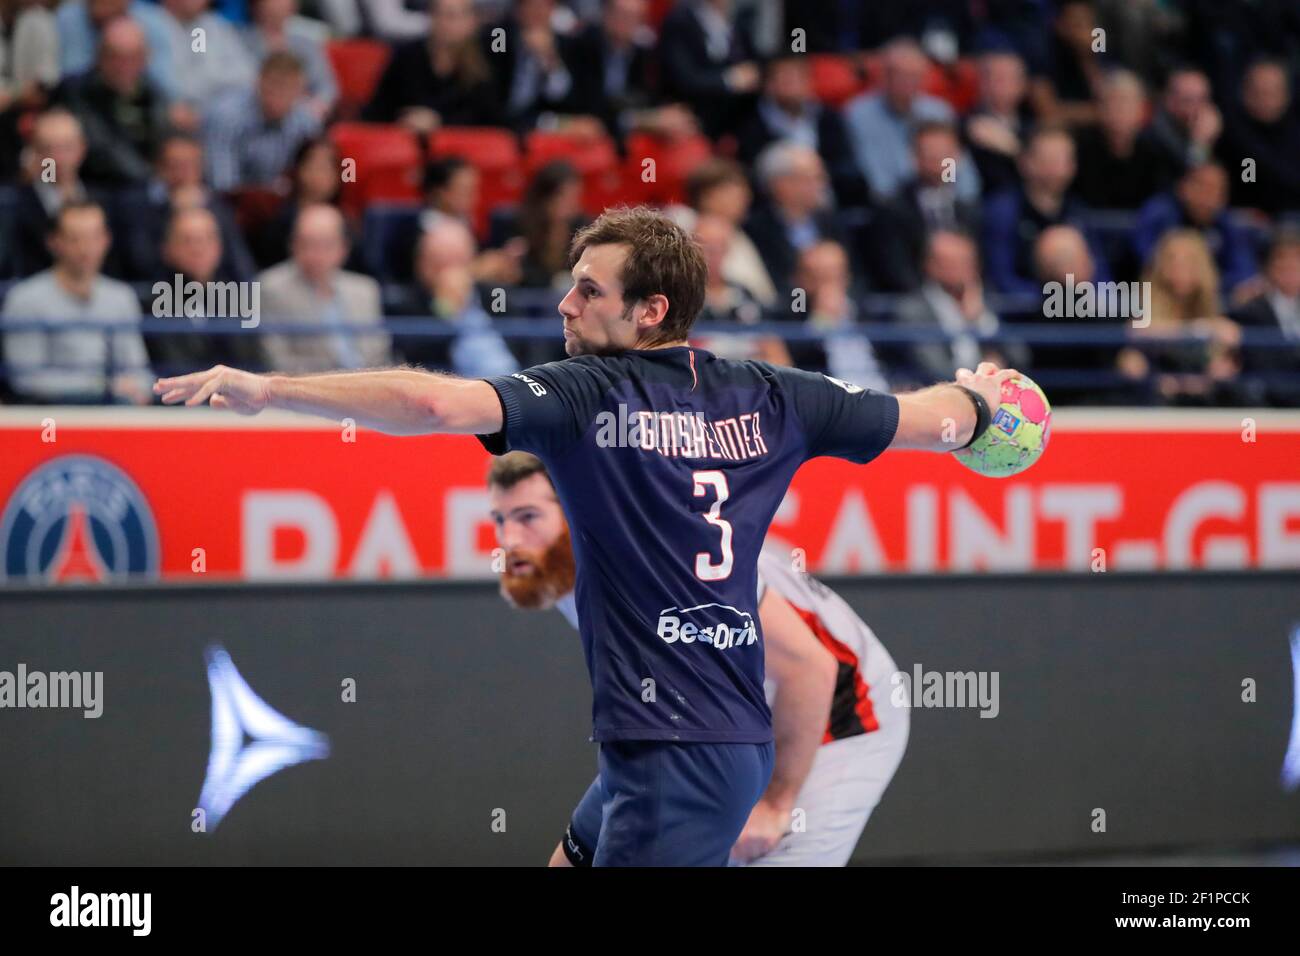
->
[562, 739, 774, 867]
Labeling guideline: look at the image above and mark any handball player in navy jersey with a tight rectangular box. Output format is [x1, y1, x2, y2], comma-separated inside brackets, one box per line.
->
[155, 206, 1014, 866]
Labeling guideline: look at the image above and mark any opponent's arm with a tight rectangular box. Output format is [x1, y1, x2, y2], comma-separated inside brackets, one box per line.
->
[731, 587, 837, 864]
[154, 365, 503, 436]
[891, 362, 1018, 451]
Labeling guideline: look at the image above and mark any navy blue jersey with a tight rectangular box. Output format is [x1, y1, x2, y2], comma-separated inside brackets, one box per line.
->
[478, 346, 898, 743]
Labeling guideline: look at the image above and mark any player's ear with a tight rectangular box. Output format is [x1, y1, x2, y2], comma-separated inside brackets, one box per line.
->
[638, 293, 670, 331]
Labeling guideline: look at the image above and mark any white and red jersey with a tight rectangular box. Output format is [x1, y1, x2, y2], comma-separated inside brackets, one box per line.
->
[756, 549, 893, 744]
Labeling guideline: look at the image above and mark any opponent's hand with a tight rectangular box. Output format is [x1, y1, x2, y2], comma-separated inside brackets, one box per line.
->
[956, 361, 1021, 417]
[154, 365, 271, 415]
[729, 799, 790, 865]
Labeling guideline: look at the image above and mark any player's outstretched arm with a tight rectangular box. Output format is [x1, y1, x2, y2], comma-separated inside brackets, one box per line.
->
[891, 362, 1019, 451]
[153, 365, 503, 437]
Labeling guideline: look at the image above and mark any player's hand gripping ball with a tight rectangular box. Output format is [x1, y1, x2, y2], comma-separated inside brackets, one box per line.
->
[953, 374, 1052, 478]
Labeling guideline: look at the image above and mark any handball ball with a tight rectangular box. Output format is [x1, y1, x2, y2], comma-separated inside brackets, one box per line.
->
[953, 375, 1052, 478]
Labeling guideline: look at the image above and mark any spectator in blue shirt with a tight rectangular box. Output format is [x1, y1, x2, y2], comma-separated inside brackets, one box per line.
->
[981, 124, 1107, 298]
[841, 36, 980, 203]
[1133, 162, 1259, 298]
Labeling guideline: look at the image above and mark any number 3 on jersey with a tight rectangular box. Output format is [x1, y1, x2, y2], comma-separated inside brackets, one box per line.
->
[692, 470, 733, 581]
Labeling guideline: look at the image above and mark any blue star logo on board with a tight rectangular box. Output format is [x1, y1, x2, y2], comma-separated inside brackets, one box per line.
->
[197, 646, 330, 831]
[0, 455, 159, 584]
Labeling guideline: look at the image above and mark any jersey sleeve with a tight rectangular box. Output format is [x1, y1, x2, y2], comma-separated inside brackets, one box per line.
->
[774, 366, 900, 465]
[475, 360, 605, 458]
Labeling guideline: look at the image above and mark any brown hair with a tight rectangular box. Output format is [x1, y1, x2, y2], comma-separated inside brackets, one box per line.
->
[49, 199, 107, 237]
[521, 160, 581, 279]
[1267, 227, 1300, 263]
[686, 158, 748, 210]
[430, 0, 491, 88]
[260, 50, 305, 80]
[569, 206, 708, 346]
[1142, 229, 1220, 327]
[1024, 121, 1074, 153]
[486, 451, 552, 491]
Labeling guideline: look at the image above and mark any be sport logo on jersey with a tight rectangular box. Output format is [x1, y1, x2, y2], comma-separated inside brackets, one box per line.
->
[1, 455, 160, 584]
[656, 601, 758, 651]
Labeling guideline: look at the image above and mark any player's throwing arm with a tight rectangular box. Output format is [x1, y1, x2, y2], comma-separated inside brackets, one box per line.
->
[890, 362, 1051, 476]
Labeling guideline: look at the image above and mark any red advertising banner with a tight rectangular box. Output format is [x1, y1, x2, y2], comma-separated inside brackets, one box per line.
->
[1, 408, 1297, 584]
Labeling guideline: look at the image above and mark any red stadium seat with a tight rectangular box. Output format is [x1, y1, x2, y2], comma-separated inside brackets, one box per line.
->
[647, 0, 674, 30]
[524, 130, 622, 217]
[230, 186, 287, 236]
[809, 54, 868, 108]
[623, 132, 714, 207]
[328, 123, 422, 216]
[326, 39, 391, 120]
[524, 130, 618, 176]
[923, 59, 980, 114]
[429, 126, 520, 169]
[429, 127, 525, 238]
[857, 54, 980, 115]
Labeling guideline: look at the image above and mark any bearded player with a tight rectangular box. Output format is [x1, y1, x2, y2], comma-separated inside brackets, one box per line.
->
[156, 206, 1011, 866]
[487, 451, 907, 866]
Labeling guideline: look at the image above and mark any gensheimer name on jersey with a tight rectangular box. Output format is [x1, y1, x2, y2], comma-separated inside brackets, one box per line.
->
[478, 347, 899, 744]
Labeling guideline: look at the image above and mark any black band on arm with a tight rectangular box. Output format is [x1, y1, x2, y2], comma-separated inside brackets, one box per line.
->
[561, 821, 594, 867]
[953, 385, 991, 450]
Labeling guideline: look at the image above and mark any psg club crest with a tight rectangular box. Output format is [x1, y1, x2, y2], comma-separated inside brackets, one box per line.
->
[0, 455, 159, 584]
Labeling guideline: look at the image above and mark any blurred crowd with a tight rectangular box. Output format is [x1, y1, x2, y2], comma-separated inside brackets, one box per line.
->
[1, 0, 1299, 407]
